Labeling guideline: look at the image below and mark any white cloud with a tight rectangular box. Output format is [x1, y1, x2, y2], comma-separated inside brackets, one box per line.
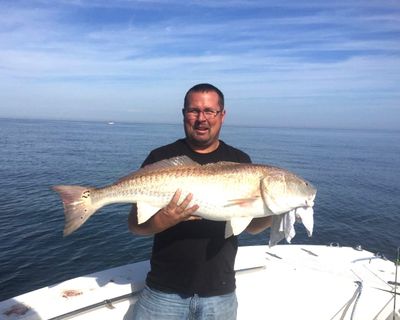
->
[0, 0, 399, 129]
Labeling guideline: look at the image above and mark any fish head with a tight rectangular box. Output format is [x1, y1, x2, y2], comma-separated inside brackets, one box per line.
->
[260, 170, 317, 214]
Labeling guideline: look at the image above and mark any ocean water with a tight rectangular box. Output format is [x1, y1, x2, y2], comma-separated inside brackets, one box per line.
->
[0, 118, 399, 301]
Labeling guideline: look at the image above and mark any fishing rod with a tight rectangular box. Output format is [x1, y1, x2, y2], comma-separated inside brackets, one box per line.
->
[48, 291, 141, 320]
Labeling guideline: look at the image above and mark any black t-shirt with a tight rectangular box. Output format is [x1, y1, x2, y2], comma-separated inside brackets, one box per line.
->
[142, 139, 251, 296]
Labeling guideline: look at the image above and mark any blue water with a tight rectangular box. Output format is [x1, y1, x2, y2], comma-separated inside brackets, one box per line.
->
[0, 118, 399, 301]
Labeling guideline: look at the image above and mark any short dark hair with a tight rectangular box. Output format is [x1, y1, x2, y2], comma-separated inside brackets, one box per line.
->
[184, 83, 224, 110]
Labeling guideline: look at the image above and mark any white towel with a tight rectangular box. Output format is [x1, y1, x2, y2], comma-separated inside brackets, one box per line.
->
[269, 206, 314, 246]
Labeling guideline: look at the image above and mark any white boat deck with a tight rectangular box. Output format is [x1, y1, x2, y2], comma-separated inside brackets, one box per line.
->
[1, 244, 399, 320]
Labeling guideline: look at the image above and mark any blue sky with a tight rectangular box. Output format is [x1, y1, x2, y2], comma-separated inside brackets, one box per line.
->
[0, 0, 399, 129]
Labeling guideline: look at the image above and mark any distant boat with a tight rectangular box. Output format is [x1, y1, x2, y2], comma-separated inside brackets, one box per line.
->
[108, 122, 115, 125]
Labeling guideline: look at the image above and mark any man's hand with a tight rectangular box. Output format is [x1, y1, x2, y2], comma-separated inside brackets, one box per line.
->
[160, 189, 200, 225]
[128, 189, 200, 235]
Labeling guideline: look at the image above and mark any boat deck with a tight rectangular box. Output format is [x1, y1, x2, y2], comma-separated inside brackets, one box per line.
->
[0, 245, 399, 320]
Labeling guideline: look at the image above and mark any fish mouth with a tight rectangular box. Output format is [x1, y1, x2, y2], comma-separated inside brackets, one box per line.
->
[305, 193, 316, 207]
[305, 199, 315, 207]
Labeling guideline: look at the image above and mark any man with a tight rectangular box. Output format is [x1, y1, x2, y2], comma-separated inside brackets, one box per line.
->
[128, 83, 271, 319]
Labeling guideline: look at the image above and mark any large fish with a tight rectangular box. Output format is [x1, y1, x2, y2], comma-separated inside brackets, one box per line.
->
[53, 156, 316, 239]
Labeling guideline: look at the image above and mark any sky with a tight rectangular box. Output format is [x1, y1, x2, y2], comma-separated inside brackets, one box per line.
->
[0, 0, 399, 129]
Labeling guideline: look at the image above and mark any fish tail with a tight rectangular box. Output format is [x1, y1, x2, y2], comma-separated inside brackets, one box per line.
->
[52, 185, 97, 236]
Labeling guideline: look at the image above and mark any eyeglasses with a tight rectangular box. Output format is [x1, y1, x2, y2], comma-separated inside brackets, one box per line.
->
[183, 108, 223, 120]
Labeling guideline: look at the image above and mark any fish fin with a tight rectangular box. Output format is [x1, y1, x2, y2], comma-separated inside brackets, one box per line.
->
[165, 155, 199, 166]
[225, 217, 253, 238]
[118, 156, 200, 183]
[203, 161, 238, 166]
[143, 156, 200, 171]
[137, 202, 161, 224]
[224, 196, 261, 208]
[52, 185, 97, 236]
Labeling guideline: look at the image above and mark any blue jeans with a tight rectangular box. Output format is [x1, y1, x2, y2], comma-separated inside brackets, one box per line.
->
[132, 285, 237, 320]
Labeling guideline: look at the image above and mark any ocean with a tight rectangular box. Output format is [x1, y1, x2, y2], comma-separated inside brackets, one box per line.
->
[0, 118, 399, 301]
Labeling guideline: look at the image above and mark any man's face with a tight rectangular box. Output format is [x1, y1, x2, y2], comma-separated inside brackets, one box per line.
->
[183, 90, 225, 153]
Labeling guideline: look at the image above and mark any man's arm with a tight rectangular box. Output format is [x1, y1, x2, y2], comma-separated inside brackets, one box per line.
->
[128, 189, 200, 236]
[245, 216, 272, 235]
